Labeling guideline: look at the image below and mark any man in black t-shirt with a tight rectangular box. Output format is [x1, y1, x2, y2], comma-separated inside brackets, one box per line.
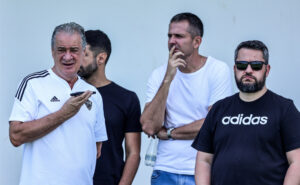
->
[78, 30, 142, 185]
[192, 40, 300, 185]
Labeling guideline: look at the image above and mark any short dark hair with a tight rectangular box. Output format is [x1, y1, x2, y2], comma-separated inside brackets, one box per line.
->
[235, 40, 269, 64]
[85, 30, 111, 64]
[51, 22, 86, 50]
[170, 12, 204, 38]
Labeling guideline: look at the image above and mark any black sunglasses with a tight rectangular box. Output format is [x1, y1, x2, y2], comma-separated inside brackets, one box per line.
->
[235, 61, 267, 71]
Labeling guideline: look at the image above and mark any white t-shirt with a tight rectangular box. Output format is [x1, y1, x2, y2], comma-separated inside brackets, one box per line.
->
[146, 56, 232, 175]
[9, 69, 107, 185]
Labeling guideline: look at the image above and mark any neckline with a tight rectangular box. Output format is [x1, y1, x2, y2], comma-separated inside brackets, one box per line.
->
[237, 90, 270, 104]
[176, 56, 210, 77]
[49, 69, 81, 89]
[97, 81, 114, 89]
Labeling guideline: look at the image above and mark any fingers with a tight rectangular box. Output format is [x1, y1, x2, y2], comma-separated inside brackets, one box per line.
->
[168, 47, 186, 68]
[171, 58, 186, 68]
[169, 45, 184, 58]
[73, 91, 92, 99]
[172, 50, 184, 59]
[70, 91, 93, 106]
[147, 132, 157, 139]
[80, 91, 93, 101]
[170, 51, 184, 63]
[60, 90, 95, 119]
[169, 45, 176, 58]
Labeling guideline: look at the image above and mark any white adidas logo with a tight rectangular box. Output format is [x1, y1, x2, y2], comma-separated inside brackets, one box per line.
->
[222, 114, 268, 125]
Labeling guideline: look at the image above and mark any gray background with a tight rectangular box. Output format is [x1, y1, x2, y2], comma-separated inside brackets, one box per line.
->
[1, 0, 299, 184]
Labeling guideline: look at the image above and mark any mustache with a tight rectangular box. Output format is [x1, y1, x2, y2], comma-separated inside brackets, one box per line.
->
[241, 73, 256, 81]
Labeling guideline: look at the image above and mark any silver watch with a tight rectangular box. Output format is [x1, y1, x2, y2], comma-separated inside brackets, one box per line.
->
[167, 128, 175, 139]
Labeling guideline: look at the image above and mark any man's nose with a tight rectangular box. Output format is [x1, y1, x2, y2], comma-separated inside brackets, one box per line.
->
[63, 51, 73, 61]
[244, 63, 253, 73]
[169, 35, 176, 44]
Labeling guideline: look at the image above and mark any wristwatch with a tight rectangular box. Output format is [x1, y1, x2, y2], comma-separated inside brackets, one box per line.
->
[167, 128, 175, 139]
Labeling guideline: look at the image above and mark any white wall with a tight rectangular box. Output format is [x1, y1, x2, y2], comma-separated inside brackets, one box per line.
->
[1, 0, 299, 184]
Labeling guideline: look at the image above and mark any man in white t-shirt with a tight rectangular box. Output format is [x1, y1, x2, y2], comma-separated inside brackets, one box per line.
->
[140, 12, 232, 185]
[8, 22, 107, 185]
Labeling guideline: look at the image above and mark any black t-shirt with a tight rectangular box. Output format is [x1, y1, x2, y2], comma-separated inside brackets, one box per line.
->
[192, 90, 300, 185]
[93, 82, 142, 185]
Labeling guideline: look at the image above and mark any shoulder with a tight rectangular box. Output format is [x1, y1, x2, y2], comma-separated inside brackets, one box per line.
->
[205, 56, 231, 83]
[112, 82, 138, 101]
[21, 70, 50, 83]
[149, 64, 167, 78]
[266, 90, 294, 108]
[15, 70, 50, 101]
[110, 82, 139, 99]
[111, 82, 133, 93]
[146, 64, 167, 89]
[153, 63, 167, 73]
[206, 56, 230, 71]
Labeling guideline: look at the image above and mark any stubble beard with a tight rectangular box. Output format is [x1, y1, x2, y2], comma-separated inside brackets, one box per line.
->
[78, 58, 98, 80]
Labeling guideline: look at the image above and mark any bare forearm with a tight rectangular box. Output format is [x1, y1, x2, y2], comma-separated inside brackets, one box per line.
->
[9, 109, 71, 146]
[171, 106, 211, 140]
[283, 148, 300, 184]
[195, 161, 211, 185]
[195, 152, 213, 185]
[171, 119, 205, 140]
[283, 162, 300, 185]
[118, 153, 140, 185]
[140, 81, 171, 135]
[141, 48, 187, 136]
[9, 91, 93, 147]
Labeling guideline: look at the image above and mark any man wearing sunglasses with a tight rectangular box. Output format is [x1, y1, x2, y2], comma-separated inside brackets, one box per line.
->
[192, 40, 300, 185]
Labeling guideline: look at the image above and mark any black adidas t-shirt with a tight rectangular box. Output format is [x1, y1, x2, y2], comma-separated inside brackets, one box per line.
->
[192, 90, 300, 185]
[93, 82, 142, 185]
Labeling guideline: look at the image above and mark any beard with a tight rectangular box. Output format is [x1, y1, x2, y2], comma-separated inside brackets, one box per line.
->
[77, 58, 98, 79]
[235, 70, 267, 93]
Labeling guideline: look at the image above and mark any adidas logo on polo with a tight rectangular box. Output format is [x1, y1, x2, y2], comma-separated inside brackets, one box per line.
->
[50, 96, 60, 102]
[222, 114, 268, 125]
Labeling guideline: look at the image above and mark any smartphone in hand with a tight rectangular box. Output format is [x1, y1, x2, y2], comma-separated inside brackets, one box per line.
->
[70, 91, 96, 97]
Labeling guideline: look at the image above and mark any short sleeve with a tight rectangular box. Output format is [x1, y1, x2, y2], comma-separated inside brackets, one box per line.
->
[281, 102, 300, 152]
[94, 93, 108, 142]
[9, 80, 38, 122]
[145, 66, 165, 103]
[192, 104, 217, 154]
[208, 61, 232, 106]
[124, 92, 142, 132]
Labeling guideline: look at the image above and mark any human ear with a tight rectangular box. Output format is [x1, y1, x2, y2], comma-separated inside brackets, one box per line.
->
[96, 52, 108, 65]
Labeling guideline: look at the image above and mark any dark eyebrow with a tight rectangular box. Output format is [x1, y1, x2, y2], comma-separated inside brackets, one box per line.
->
[175, 34, 183, 37]
[57, 47, 66, 51]
[70, 47, 79, 52]
[168, 33, 184, 38]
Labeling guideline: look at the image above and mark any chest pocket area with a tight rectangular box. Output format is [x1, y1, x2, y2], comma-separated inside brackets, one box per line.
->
[76, 100, 97, 131]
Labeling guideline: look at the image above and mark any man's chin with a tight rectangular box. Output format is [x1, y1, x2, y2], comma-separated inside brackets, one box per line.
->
[242, 81, 255, 86]
[78, 73, 87, 79]
[78, 72, 92, 79]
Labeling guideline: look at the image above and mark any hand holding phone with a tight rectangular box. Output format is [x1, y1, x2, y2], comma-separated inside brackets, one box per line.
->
[70, 91, 96, 97]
